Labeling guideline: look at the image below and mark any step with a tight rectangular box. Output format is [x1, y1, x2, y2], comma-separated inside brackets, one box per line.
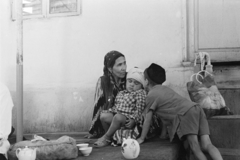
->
[208, 115, 240, 159]
[73, 139, 180, 160]
[208, 115, 240, 149]
[219, 88, 240, 115]
[206, 115, 240, 160]
[189, 148, 240, 160]
[188, 115, 240, 160]
[8, 133, 181, 160]
[218, 148, 240, 160]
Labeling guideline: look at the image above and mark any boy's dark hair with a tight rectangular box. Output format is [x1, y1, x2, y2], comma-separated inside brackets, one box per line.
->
[144, 70, 157, 86]
[144, 63, 166, 85]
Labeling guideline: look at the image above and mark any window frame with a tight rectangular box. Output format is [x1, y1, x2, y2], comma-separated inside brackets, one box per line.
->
[22, 0, 81, 19]
[23, 0, 45, 19]
[46, 0, 81, 18]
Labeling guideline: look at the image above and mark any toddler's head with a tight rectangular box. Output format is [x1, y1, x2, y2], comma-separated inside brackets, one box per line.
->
[126, 67, 145, 92]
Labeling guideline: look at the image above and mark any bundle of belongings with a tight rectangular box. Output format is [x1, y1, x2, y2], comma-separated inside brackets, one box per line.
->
[7, 135, 78, 160]
[187, 52, 233, 118]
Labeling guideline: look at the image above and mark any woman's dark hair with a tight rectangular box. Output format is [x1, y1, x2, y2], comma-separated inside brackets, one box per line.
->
[103, 50, 124, 76]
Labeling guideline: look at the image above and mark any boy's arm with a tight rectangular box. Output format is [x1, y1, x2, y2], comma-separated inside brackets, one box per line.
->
[137, 110, 153, 144]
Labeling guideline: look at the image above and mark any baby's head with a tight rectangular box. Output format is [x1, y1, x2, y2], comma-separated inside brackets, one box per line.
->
[126, 67, 145, 92]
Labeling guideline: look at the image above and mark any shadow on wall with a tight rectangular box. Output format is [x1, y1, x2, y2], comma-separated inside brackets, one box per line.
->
[219, 89, 240, 115]
[11, 86, 95, 133]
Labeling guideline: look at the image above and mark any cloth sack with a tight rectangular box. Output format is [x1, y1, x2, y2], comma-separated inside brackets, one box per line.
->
[7, 136, 78, 160]
[187, 70, 232, 118]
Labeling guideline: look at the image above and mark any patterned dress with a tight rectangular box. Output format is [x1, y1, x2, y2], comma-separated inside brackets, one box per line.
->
[110, 89, 146, 121]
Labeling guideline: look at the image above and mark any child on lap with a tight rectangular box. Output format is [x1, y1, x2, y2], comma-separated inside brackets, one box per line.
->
[137, 63, 223, 160]
[94, 67, 147, 147]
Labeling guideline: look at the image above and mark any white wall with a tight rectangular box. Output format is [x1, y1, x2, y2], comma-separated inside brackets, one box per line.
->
[0, 0, 17, 88]
[1, 0, 193, 133]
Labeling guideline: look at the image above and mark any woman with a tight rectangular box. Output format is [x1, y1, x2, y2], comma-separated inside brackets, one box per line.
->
[85, 50, 127, 138]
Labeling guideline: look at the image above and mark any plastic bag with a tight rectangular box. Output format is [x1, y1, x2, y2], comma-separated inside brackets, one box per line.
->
[187, 70, 226, 110]
[187, 70, 233, 118]
[188, 52, 233, 118]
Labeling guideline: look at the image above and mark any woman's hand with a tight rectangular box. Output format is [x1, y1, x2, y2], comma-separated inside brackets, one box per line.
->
[125, 118, 135, 129]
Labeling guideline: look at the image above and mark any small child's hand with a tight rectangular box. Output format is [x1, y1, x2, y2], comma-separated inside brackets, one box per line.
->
[125, 118, 135, 129]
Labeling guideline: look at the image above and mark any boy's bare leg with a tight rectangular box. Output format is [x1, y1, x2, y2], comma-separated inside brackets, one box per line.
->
[200, 135, 223, 160]
[187, 134, 207, 160]
[100, 112, 114, 132]
[104, 114, 126, 139]
[159, 120, 168, 139]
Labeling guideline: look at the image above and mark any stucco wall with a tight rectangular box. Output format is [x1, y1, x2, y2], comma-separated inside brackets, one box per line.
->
[1, 0, 194, 133]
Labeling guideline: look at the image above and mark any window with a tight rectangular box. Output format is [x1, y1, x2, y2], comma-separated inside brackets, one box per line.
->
[22, 0, 81, 19]
[22, 0, 42, 16]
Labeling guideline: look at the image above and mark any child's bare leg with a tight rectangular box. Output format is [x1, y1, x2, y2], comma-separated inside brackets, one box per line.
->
[159, 120, 168, 139]
[187, 134, 207, 160]
[104, 114, 126, 139]
[100, 112, 114, 132]
[200, 135, 223, 160]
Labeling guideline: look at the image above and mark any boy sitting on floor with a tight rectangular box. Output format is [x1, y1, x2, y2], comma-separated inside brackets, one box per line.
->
[94, 67, 147, 147]
[137, 63, 223, 160]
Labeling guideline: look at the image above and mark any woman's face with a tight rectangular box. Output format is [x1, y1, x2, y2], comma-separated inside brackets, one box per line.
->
[109, 56, 127, 79]
[126, 78, 142, 92]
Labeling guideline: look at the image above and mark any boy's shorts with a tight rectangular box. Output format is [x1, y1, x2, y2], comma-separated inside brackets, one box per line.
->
[176, 105, 210, 140]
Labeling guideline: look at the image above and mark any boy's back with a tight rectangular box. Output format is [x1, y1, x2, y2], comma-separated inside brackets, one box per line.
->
[144, 85, 196, 141]
[145, 85, 196, 116]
